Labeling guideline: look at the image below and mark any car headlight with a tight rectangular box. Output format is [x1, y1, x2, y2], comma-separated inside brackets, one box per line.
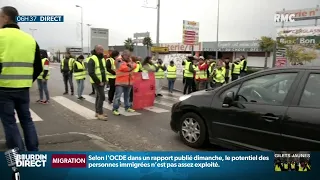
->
[179, 95, 191, 101]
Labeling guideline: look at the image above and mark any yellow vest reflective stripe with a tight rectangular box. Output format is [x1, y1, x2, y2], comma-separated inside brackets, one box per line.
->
[233, 63, 241, 74]
[73, 61, 86, 80]
[283, 163, 288, 169]
[184, 61, 193, 77]
[61, 58, 75, 70]
[213, 69, 225, 83]
[38, 58, 50, 80]
[240, 59, 247, 71]
[106, 58, 116, 78]
[275, 165, 281, 171]
[167, 65, 176, 78]
[155, 64, 165, 79]
[89, 55, 106, 83]
[0, 28, 35, 88]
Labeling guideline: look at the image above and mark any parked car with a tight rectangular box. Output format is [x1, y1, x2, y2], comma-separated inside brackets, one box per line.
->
[170, 66, 320, 151]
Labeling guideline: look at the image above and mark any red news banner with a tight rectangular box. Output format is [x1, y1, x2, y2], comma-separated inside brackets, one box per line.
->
[51, 154, 87, 168]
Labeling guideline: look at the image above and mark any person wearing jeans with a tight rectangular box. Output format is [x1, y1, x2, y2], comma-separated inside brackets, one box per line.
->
[61, 52, 75, 95]
[36, 54, 50, 104]
[73, 55, 86, 100]
[166, 60, 176, 93]
[112, 50, 136, 116]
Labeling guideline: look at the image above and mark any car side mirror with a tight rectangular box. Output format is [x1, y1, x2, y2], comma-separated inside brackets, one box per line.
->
[222, 92, 234, 107]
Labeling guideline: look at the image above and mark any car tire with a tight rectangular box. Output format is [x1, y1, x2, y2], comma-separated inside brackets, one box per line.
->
[179, 112, 207, 148]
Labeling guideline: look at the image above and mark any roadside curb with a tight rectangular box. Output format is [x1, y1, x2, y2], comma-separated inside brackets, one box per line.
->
[0, 132, 122, 151]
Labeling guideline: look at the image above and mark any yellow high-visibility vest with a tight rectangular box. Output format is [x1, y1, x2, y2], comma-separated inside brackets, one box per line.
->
[167, 65, 176, 78]
[240, 59, 248, 71]
[233, 63, 241, 74]
[299, 166, 307, 171]
[184, 61, 193, 78]
[290, 163, 295, 169]
[213, 68, 225, 83]
[88, 55, 106, 83]
[73, 61, 86, 80]
[283, 163, 289, 170]
[106, 58, 116, 79]
[142, 64, 156, 72]
[0, 28, 35, 88]
[209, 62, 216, 76]
[275, 165, 281, 171]
[155, 64, 165, 79]
[61, 58, 75, 71]
[195, 63, 208, 79]
[136, 61, 142, 71]
[38, 58, 50, 80]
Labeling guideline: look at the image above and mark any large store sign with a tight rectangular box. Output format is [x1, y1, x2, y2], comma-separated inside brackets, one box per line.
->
[159, 43, 202, 52]
[275, 8, 320, 21]
[277, 26, 320, 36]
[202, 41, 262, 52]
[277, 36, 320, 45]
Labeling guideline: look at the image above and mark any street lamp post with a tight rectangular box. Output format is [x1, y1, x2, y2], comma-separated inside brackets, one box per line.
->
[76, 5, 84, 55]
[216, 0, 220, 60]
[142, 0, 160, 59]
[29, 28, 37, 37]
[87, 24, 91, 55]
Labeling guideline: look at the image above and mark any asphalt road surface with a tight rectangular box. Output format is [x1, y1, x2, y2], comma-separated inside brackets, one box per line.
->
[0, 63, 225, 151]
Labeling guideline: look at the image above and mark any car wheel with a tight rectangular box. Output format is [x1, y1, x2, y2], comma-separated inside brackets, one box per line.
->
[179, 112, 207, 148]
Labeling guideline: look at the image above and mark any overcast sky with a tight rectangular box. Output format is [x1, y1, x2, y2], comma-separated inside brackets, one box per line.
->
[1, 0, 320, 49]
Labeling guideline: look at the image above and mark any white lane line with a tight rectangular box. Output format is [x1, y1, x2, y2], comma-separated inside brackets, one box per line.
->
[52, 96, 95, 119]
[15, 109, 43, 123]
[82, 95, 141, 116]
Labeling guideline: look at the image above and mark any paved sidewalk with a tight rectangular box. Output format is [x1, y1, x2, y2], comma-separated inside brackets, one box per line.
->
[0, 132, 121, 151]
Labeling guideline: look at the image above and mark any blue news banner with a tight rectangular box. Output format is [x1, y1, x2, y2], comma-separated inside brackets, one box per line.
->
[15, 15, 64, 22]
[1, 151, 318, 180]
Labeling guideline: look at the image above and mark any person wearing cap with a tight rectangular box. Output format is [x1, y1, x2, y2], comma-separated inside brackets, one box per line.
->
[166, 60, 177, 93]
[195, 56, 209, 90]
[73, 55, 86, 100]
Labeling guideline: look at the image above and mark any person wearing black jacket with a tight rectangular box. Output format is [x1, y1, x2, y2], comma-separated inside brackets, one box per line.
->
[183, 56, 196, 94]
[88, 51, 95, 95]
[0, 6, 42, 151]
[106, 50, 119, 104]
[87, 45, 107, 120]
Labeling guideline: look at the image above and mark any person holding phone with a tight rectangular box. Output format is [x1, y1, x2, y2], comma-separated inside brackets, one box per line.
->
[87, 45, 107, 120]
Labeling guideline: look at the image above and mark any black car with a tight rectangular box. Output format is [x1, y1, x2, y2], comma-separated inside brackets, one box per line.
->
[170, 66, 320, 151]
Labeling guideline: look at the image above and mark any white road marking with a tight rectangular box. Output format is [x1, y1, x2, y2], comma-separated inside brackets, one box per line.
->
[52, 96, 96, 119]
[107, 94, 170, 113]
[15, 109, 43, 123]
[82, 95, 141, 116]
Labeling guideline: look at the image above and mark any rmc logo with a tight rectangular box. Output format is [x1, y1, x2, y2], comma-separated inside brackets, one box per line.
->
[274, 14, 295, 22]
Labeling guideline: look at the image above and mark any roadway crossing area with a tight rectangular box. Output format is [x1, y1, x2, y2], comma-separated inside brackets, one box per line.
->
[17, 90, 183, 123]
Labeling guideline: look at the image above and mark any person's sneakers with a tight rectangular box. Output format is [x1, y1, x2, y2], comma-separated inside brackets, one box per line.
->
[36, 100, 42, 103]
[42, 100, 50, 104]
[97, 114, 107, 120]
[95, 113, 107, 117]
[80, 96, 85, 100]
[157, 94, 163, 97]
[71, 92, 74, 95]
[89, 92, 95, 95]
[63, 92, 68, 95]
[126, 108, 135, 112]
[113, 110, 120, 116]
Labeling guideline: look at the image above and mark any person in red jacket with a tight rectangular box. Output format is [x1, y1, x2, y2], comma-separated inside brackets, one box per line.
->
[195, 56, 209, 90]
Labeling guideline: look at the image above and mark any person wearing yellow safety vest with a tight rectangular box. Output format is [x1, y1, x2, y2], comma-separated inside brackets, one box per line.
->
[154, 59, 167, 97]
[195, 56, 209, 91]
[135, 56, 143, 72]
[239, 55, 248, 78]
[167, 61, 177, 93]
[106, 50, 119, 104]
[36, 51, 50, 104]
[181, 57, 190, 84]
[282, 161, 289, 171]
[274, 159, 283, 171]
[61, 52, 75, 95]
[0, 6, 43, 151]
[142, 56, 158, 73]
[87, 45, 108, 120]
[183, 57, 197, 94]
[298, 161, 310, 171]
[73, 55, 86, 100]
[212, 61, 226, 88]
[231, 58, 241, 81]
[290, 161, 296, 171]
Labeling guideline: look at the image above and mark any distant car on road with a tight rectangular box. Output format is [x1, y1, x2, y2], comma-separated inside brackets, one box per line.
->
[170, 66, 320, 151]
